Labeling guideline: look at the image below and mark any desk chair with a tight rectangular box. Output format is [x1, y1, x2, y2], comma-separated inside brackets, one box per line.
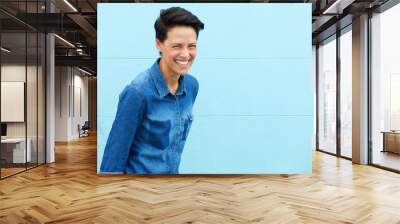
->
[78, 121, 90, 138]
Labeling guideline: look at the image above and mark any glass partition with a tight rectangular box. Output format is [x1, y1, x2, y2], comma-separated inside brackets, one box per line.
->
[38, 32, 45, 165]
[1, 30, 28, 177]
[0, 1, 46, 179]
[27, 31, 38, 169]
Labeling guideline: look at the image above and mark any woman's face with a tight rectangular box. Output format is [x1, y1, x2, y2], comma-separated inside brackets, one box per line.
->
[156, 26, 197, 76]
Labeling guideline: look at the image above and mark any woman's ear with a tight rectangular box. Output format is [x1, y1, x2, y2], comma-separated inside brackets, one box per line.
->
[156, 39, 162, 53]
[156, 39, 163, 56]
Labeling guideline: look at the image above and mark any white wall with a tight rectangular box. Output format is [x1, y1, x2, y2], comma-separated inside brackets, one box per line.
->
[55, 66, 69, 141]
[71, 71, 89, 138]
[55, 67, 89, 141]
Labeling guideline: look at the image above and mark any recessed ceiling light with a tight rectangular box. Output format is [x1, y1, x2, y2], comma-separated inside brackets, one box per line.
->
[54, 34, 75, 48]
[323, 0, 355, 15]
[1, 47, 11, 53]
[78, 67, 93, 76]
[63, 0, 78, 12]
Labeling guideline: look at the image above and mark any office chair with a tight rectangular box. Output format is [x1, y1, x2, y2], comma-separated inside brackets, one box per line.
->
[79, 121, 90, 138]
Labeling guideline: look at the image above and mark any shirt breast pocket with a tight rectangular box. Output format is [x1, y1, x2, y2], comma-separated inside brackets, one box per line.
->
[147, 119, 171, 149]
[183, 114, 194, 140]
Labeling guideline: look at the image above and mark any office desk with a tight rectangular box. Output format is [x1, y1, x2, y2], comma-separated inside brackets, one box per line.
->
[1, 138, 31, 163]
[381, 131, 400, 154]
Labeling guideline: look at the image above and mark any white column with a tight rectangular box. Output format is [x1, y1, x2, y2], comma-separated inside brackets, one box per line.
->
[352, 14, 369, 164]
[45, 0, 55, 163]
[46, 33, 55, 163]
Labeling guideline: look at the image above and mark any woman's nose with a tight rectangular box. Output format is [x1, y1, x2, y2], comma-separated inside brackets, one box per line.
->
[179, 49, 190, 58]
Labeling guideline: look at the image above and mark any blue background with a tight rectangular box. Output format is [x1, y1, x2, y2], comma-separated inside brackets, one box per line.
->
[97, 3, 312, 174]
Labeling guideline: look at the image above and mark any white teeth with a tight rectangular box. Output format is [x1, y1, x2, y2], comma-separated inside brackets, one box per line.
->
[176, 60, 189, 65]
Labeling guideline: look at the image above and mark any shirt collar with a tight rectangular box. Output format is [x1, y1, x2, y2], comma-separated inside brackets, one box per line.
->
[150, 58, 186, 98]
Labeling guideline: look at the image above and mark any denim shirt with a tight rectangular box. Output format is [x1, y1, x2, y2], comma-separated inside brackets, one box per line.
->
[100, 59, 199, 174]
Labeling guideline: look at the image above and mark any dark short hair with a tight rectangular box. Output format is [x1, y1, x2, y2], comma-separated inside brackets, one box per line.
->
[154, 7, 204, 42]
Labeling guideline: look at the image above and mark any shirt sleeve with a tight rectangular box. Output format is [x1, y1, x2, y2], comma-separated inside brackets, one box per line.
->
[100, 86, 145, 174]
[192, 76, 199, 103]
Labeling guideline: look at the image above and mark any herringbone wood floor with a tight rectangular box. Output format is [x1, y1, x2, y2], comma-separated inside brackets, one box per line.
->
[1, 134, 400, 224]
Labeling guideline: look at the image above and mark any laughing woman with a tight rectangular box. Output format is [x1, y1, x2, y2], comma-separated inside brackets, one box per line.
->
[100, 7, 204, 174]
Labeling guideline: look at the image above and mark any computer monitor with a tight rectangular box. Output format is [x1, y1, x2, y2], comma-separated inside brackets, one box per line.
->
[1, 123, 7, 137]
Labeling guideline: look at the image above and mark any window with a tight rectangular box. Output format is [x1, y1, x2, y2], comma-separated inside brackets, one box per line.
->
[317, 36, 337, 154]
[339, 28, 352, 158]
[371, 3, 400, 171]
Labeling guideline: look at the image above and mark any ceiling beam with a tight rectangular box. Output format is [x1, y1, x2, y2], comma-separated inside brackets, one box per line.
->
[67, 13, 97, 46]
[323, 0, 356, 14]
[55, 55, 96, 72]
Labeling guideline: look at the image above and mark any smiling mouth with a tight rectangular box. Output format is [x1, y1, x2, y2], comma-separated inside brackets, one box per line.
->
[175, 60, 189, 66]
